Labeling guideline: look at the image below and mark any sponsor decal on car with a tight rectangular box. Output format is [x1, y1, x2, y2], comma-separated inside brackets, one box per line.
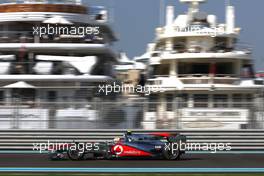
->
[113, 145, 124, 155]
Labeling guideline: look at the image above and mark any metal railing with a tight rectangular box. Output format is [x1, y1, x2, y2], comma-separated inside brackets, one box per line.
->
[0, 100, 263, 130]
[154, 42, 252, 55]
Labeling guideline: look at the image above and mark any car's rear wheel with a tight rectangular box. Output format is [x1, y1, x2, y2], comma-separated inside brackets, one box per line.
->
[103, 150, 112, 160]
[67, 149, 84, 160]
[67, 143, 85, 160]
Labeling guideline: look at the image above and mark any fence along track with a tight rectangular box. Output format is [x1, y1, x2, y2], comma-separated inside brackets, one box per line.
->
[0, 130, 263, 150]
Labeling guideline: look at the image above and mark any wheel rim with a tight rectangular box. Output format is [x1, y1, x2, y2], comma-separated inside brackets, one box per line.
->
[68, 150, 82, 160]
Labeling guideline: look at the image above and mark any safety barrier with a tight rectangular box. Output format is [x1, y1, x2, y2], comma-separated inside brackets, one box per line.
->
[0, 129, 263, 151]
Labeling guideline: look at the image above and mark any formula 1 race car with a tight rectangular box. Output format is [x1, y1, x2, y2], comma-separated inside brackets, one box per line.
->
[49, 131, 186, 160]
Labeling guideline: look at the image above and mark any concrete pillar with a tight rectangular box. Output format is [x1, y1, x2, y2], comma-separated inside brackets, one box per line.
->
[5, 89, 11, 105]
[208, 94, 214, 108]
[34, 35, 40, 43]
[188, 94, 194, 108]
[227, 93, 232, 108]
[165, 38, 173, 51]
[35, 90, 42, 107]
[175, 61, 178, 77]
[158, 94, 166, 120]
[236, 60, 242, 76]
[170, 60, 178, 77]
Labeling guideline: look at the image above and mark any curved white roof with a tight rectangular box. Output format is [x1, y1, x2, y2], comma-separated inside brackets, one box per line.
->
[4, 81, 35, 89]
[118, 53, 134, 65]
[36, 55, 97, 74]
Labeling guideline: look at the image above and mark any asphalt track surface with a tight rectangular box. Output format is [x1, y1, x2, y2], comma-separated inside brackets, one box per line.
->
[0, 153, 263, 168]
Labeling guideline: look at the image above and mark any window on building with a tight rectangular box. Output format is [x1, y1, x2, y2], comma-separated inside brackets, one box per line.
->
[178, 63, 210, 76]
[213, 94, 228, 108]
[241, 65, 254, 78]
[166, 94, 173, 111]
[12, 89, 35, 103]
[75, 89, 90, 102]
[47, 91, 57, 102]
[192, 63, 210, 75]
[194, 94, 208, 108]
[173, 38, 186, 53]
[233, 94, 243, 108]
[0, 91, 4, 105]
[216, 63, 234, 76]
[148, 94, 158, 112]
[245, 94, 253, 108]
[178, 93, 188, 108]
[151, 64, 170, 77]
[213, 37, 229, 51]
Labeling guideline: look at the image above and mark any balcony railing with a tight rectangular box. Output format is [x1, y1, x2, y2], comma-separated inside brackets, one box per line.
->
[155, 42, 252, 55]
[178, 74, 238, 78]
[149, 74, 238, 78]
[179, 74, 239, 84]
[147, 74, 240, 85]
[0, 31, 105, 44]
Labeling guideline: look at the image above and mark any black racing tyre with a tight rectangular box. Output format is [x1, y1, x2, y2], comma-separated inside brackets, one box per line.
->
[67, 143, 85, 160]
[103, 150, 112, 160]
[67, 149, 84, 160]
[163, 143, 181, 160]
[103, 145, 112, 160]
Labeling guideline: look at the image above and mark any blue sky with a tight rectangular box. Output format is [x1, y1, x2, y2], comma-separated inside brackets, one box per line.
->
[86, 0, 264, 71]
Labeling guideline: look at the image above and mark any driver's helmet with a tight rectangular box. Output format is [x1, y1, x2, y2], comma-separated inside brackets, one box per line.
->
[113, 137, 120, 143]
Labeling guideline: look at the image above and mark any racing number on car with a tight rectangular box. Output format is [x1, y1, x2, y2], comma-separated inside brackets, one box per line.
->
[113, 145, 123, 155]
